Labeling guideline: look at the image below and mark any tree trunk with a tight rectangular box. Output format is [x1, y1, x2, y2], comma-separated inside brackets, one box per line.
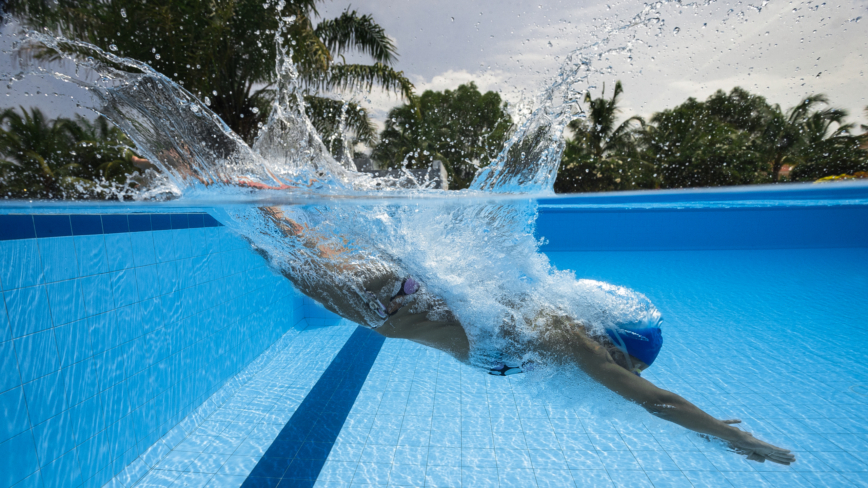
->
[771, 154, 785, 182]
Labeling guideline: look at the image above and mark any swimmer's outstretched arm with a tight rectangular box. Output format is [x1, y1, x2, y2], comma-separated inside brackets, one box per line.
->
[542, 326, 796, 465]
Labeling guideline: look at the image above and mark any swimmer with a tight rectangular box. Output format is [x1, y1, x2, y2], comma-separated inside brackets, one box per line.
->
[255, 206, 796, 466]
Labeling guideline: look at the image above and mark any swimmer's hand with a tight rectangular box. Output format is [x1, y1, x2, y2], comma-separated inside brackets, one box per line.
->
[728, 428, 796, 465]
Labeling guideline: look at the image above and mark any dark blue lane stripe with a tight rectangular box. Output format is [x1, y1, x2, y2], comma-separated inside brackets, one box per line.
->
[0, 213, 222, 240]
[242, 326, 386, 488]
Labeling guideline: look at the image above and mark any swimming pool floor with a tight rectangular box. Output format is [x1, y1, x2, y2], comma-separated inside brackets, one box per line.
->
[126, 249, 868, 488]
[124, 332, 868, 487]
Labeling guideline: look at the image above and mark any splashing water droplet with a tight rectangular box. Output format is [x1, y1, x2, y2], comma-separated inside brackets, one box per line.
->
[109, 44, 118, 51]
[451, 17, 454, 22]
[120, 8, 126, 18]
[251, 107, 260, 114]
[673, 27, 681, 35]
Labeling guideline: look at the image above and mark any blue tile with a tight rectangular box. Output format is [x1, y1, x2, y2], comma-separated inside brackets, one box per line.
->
[13, 330, 60, 383]
[296, 442, 333, 460]
[172, 230, 192, 259]
[109, 269, 138, 308]
[76, 429, 110, 481]
[114, 303, 141, 345]
[33, 216, 72, 239]
[170, 214, 189, 230]
[31, 409, 75, 467]
[53, 319, 92, 368]
[99, 383, 131, 426]
[103, 234, 134, 272]
[22, 372, 67, 425]
[0, 431, 40, 488]
[62, 359, 98, 407]
[135, 265, 161, 301]
[100, 215, 128, 234]
[187, 214, 205, 229]
[0, 388, 30, 444]
[129, 232, 157, 267]
[150, 214, 171, 231]
[38, 237, 78, 283]
[203, 214, 221, 228]
[79, 274, 114, 316]
[0, 240, 44, 291]
[10, 471, 43, 488]
[0, 304, 10, 345]
[45, 280, 87, 326]
[151, 231, 175, 263]
[87, 313, 119, 356]
[69, 395, 102, 445]
[73, 235, 108, 276]
[188, 228, 207, 257]
[0, 341, 21, 393]
[40, 448, 82, 488]
[0, 216, 36, 241]
[127, 215, 152, 233]
[92, 348, 125, 392]
[70, 215, 102, 237]
[4, 287, 52, 338]
[241, 477, 281, 488]
[282, 458, 325, 481]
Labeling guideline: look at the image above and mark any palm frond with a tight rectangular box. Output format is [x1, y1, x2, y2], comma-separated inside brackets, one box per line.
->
[305, 95, 377, 146]
[326, 63, 415, 102]
[315, 10, 398, 64]
[291, 13, 333, 82]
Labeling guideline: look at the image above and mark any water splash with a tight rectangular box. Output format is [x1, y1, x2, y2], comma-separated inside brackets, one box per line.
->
[0, 0, 724, 409]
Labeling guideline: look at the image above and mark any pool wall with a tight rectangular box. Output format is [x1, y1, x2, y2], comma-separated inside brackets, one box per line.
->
[536, 185, 868, 251]
[0, 213, 305, 488]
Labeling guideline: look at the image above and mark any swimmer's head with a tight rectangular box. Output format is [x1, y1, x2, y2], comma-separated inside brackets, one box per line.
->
[606, 325, 663, 368]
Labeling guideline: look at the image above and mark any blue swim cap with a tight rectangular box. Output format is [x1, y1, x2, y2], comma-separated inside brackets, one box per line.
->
[605, 321, 663, 366]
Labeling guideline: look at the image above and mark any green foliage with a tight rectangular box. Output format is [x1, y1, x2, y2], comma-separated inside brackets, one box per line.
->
[788, 109, 868, 181]
[555, 84, 868, 193]
[0, 107, 139, 199]
[643, 96, 767, 188]
[372, 82, 512, 189]
[555, 81, 654, 193]
[8, 0, 413, 146]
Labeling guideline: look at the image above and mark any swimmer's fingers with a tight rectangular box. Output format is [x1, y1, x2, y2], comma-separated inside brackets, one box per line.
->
[730, 435, 796, 465]
[766, 449, 796, 465]
[722, 419, 742, 424]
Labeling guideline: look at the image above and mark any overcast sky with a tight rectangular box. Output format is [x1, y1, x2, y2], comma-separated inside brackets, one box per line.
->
[317, 0, 867, 134]
[3, 0, 866, 138]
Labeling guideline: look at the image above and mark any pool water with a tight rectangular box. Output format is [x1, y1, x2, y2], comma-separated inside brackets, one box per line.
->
[129, 248, 868, 488]
[1, 185, 867, 488]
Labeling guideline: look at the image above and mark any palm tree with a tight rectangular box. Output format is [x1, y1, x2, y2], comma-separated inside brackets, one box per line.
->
[555, 81, 648, 192]
[8, 1, 414, 146]
[788, 107, 868, 181]
[0, 107, 137, 198]
[1, 107, 84, 197]
[759, 95, 838, 182]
